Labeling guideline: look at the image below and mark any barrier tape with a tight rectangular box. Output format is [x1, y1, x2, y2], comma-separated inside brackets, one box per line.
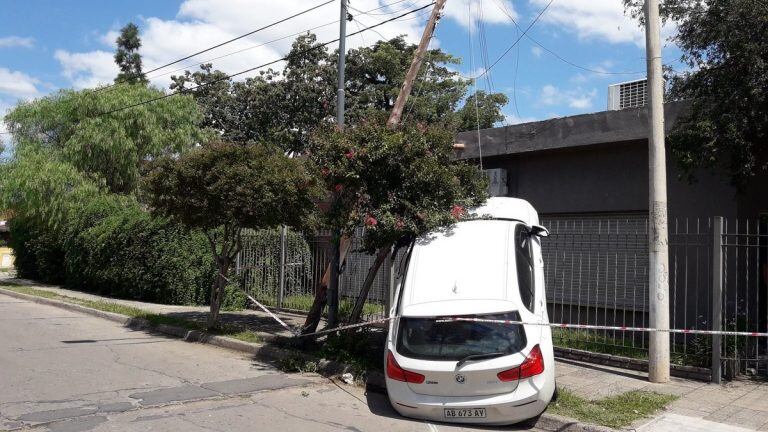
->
[231, 274, 768, 339]
[242, 292, 302, 336]
[436, 317, 768, 338]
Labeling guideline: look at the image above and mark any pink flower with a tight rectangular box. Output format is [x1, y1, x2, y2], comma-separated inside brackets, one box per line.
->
[334, 184, 344, 193]
[345, 149, 356, 160]
[395, 218, 405, 230]
[365, 214, 378, 227]
[450, 205, 466, 220]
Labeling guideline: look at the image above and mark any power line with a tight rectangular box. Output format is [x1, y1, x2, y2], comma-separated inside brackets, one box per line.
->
[80, 3, 437, 120]
[489, 0, 643, 76]
[104, 0, 424, 89]
[95, 0, 336, 92]
[472, 0, 553, 81]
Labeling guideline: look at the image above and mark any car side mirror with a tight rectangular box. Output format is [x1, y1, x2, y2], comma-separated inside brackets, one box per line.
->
[529, 225, 549, 238]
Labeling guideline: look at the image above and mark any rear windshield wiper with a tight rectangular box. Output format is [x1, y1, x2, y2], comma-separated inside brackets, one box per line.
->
[456, 352, 506, 368]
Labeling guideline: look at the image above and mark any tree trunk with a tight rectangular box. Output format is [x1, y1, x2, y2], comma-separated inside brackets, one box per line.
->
[208, 258, 231, 330]
[302, 233, 353, 334]
[302, 280, 327, 335]
[347, 246, 391, 324]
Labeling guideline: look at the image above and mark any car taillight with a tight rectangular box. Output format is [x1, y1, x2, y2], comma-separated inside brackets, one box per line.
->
[386, 351, 425, 384]
[497, 345, 545, 382]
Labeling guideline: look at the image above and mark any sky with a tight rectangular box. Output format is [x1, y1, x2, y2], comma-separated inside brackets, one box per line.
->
[0, 0, 682, 151]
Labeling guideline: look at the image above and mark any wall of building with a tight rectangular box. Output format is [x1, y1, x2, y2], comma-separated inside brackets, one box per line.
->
[479, 140, 741, 220]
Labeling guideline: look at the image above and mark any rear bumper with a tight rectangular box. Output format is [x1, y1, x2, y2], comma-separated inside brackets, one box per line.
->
[385, 370, 555, 425]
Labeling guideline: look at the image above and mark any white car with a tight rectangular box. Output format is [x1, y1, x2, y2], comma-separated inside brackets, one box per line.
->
[385, 197, 556, 426]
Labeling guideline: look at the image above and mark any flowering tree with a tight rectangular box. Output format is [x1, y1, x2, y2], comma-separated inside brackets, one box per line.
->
[304, 122, 487, 328]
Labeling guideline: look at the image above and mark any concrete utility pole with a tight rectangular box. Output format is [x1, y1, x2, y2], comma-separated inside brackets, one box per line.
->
[644, 0, 670, 383]
[387, 0, 447, 127]
[328, 0, 349, 328]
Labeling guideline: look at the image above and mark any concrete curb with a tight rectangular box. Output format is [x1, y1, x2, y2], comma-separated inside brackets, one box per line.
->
[0, 285, 618, 431]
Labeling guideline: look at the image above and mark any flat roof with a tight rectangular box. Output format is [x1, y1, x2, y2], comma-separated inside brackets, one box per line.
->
[454, 100, 688, 160]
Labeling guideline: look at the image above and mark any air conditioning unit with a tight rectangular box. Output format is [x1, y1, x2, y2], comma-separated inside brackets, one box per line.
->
[484, 168, 508, 197]
[607, 79, 647, 110]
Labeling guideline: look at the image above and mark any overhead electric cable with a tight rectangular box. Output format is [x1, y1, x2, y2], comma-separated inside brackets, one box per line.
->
[95, 0, 336, 92]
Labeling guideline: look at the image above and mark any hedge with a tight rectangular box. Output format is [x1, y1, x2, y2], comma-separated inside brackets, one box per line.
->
[10, 194, 215, 306]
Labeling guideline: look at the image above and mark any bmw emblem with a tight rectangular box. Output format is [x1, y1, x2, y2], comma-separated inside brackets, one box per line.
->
[455, 374, 466, 384]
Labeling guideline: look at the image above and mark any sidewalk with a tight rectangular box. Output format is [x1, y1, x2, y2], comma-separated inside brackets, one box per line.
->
[0, 277, 305, 339]
[556, 353, 768, 430]
[3, 277, 768, 431]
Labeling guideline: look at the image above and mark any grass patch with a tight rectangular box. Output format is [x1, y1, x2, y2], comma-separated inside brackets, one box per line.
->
[553, 328, 649, 360]
[0, 284, 262, 344]
[549, 388, 677, 429]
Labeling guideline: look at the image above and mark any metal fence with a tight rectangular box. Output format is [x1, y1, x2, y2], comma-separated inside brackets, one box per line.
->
[542, 214, 768, 379]
[234, 228, 392, 321]
[234, 216, 767, 380]
[717, 218, 768, 377]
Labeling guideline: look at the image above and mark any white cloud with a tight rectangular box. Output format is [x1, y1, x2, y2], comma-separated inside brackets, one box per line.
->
[0, 36, 34, 48]
[539, 84, 597, 110]
[55, 0, 519, 89]
[530, 46, 543, 58]
[443, 0, 518, 30]
[0, 68, 41, 98]
[529, 0, 676, 47]
[55, 50, 118, 89]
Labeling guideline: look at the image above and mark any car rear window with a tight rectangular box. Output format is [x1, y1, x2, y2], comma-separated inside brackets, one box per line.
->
[396, 311, 527, 361]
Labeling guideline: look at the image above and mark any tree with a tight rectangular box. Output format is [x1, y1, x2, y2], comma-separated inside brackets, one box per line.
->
[455, 90, 510, 131]
[172, 34, 508, 153]
[4, 84, 206, 194]
[303, 122, 488, 328]
[143, 142, 320, 329]
[114, 23, 148, 85]
[624, 0, 768, 186]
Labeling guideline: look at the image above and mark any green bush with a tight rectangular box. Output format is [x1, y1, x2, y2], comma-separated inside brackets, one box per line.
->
[9, 194, 215, 305]
[222, 282, 248, 311]
[8, 217, 66, 284]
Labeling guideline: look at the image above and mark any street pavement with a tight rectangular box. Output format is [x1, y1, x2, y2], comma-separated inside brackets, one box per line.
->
[0, 293, 542, 432]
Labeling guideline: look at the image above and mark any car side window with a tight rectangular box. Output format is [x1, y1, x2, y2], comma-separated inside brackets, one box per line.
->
[515, 224, 535, 313]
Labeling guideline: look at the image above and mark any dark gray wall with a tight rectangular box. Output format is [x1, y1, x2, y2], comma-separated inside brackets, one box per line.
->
[479, 140, 740, 219]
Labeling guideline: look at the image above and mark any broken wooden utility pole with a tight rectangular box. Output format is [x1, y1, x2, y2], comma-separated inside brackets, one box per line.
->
[346, 0, 447, 324]
[387, 0, 447, 128]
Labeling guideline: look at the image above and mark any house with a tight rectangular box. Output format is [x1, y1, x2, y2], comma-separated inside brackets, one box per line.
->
[454, 100, 767, 222]
[454, 99, 767, 354]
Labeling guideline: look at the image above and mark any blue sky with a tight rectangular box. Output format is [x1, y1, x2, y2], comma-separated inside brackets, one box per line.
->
[0, 0, 682, 144]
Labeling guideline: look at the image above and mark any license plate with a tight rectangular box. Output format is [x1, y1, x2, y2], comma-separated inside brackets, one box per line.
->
[444, 408, 486, 419]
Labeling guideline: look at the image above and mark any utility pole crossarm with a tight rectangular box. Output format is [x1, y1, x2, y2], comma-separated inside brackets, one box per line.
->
[387, 0, 447, 128]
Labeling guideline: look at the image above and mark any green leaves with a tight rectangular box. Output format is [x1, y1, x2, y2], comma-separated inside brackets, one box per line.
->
[625, 0, 768, 186]
[143, 141, 321, 236]
[5, 84, 206, 194]
[309, 123, 488, 253]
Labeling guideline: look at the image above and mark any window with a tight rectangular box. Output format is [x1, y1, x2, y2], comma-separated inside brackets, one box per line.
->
[396, 311, 527, 361]
[515, 224, 535, 312]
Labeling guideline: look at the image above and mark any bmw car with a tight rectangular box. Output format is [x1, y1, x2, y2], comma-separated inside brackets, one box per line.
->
[385, 197, 556, 425]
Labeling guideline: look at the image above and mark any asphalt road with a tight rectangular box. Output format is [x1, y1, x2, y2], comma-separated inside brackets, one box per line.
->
[0, 293, 542, 432]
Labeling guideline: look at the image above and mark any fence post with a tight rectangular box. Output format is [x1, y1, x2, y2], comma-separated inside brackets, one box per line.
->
[711, 216, 723, 384]
[278, 226, 287, 310]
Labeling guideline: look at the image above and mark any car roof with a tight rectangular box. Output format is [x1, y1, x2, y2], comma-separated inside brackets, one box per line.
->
[470, 197, 539, 226]
[400, 219, 520, 317]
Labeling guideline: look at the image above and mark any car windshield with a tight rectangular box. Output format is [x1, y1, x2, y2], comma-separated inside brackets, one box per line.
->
[396, 311, 526, 361]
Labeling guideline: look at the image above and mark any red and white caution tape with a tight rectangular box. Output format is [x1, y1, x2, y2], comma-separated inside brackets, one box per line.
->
[436, 317, 768, 338]
[243, 292, 301, 336]
[241, 285, 392, 338]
